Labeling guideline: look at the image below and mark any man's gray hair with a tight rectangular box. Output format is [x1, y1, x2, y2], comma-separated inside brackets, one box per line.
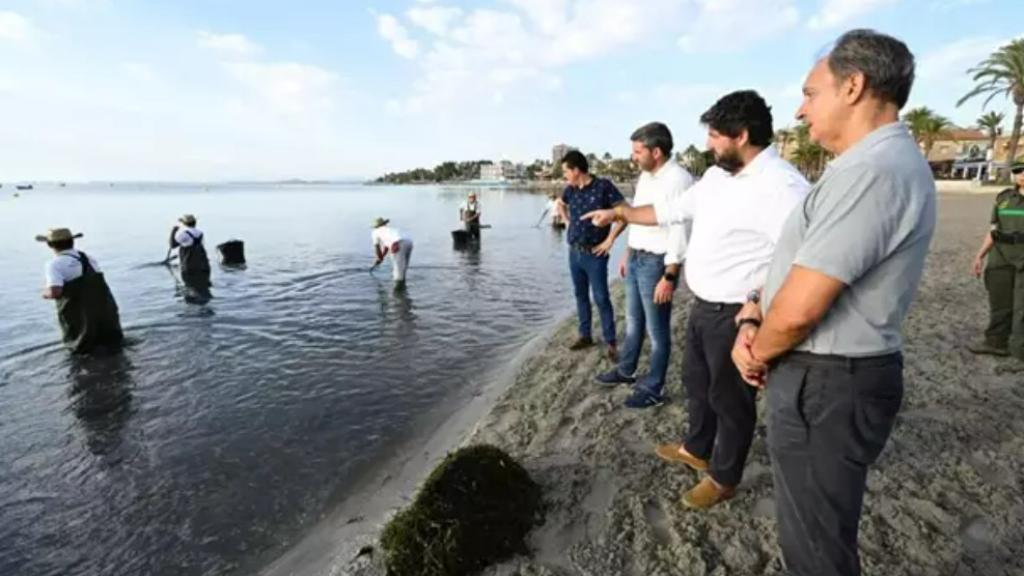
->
[828, 29, 915, 109]
[630, 122, 674, 157]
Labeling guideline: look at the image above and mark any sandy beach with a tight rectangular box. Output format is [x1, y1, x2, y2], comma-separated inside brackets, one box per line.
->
[335, 191, 1024, 576]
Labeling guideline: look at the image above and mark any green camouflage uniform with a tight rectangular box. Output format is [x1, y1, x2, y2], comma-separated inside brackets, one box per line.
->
[984, 185, 1024, 359]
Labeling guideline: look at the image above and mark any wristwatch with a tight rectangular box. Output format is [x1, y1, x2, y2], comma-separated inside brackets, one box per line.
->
[663, 272, 678, 285]
[746, 289, 761, 305]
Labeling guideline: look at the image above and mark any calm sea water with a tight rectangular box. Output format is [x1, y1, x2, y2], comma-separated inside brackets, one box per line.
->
[0, 183, 612, 576]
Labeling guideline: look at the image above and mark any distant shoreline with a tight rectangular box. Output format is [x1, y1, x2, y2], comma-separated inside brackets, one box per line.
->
[366, 179, 637, 195]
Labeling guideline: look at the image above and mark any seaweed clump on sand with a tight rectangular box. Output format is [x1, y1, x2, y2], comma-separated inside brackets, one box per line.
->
[380, 444, 543, 576]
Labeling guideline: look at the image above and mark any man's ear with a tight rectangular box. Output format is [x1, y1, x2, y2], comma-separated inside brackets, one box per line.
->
[842, 70, 867, 105]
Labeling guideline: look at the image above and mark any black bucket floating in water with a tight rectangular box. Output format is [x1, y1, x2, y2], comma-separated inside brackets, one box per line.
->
[451, 229, 477, 250]
[217, 240, 246, 266]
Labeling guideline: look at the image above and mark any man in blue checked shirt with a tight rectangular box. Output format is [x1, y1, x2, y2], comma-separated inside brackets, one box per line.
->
[556, 150, 628, 362]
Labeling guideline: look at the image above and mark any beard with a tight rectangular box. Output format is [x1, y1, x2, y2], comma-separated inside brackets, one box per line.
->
[714, 147, 745, 174]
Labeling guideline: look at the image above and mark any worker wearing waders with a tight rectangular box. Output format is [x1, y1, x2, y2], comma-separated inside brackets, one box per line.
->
[170, 214, 212, 290]
[37, 228, 124, 354]
[460, 193, 482, 241]
[372, 217, 414, 288]
[970, 162, 1024, 361]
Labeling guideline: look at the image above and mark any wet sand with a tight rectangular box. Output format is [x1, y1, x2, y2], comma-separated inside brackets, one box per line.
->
[342, 191, 1024, 576]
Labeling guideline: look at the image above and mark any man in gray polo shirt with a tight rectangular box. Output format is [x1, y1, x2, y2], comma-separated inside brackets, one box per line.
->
[731, 30, 936, 576]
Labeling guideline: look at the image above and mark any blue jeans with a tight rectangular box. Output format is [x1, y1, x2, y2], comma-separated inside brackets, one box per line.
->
[569, 247, 616, 345]
[618, 250, 672, 396]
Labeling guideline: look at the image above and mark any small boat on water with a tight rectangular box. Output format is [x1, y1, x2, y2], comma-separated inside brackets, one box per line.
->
[16, 184, 33, 191]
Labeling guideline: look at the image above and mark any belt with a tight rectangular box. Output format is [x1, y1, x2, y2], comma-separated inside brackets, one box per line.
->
[781, 351, 902, 371]
[570, 243, 596, 252]
[630, 248, 666, 258]
[993, 231, 1024, 244]
[693, 297, 743, 312]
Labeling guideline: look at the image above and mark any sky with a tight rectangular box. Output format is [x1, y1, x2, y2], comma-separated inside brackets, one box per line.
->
[0, 0, 1021, 181]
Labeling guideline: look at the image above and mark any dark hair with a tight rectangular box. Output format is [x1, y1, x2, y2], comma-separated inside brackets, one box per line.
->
[699, 90, 774, 148]
[828, 29, 915, 109]
[630, 122, 673, 157]
[561, 150, 589, 173]
[48, 239, 74, 251]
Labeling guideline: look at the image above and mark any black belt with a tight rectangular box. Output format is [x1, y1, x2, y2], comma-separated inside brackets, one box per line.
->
[631, 248, 666, 258]
[781, 351, 902, 371]
[570, 243, 596, 252]
[993, 231, 1024, 244]
[693, 297, 743, 312]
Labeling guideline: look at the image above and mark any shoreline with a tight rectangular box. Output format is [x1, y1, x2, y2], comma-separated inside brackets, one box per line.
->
[258, 314, 572, 576]
[269, 191, 1022, 576]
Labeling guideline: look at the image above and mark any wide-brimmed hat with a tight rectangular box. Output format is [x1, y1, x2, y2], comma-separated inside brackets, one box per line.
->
[372, 217, 390, 228]
[179, 214, 197, 226]
[35, 228, 82, 243]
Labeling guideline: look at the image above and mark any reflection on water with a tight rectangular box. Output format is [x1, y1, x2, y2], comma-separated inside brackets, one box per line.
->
[66, 352, 135, 459]
[0, 184, 605, 576]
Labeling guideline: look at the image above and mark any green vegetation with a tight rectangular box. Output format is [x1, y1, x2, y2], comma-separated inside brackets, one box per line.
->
[903, 106, 953, 157]
[958, 38, 1024, 182]
[376, 160, 495, 184]
[380, 444, 543, 576]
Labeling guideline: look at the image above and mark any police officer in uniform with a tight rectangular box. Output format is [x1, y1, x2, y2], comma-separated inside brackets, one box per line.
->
[170, 214, 212, 291]
[971, 162, 1024, 360]
[37, 228, 124, 354]
[460, 193, 482, 240]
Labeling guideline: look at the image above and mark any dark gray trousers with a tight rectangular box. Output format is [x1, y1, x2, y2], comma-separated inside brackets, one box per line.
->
[767, 352, 903, 576]
[682, 299, 758, 487]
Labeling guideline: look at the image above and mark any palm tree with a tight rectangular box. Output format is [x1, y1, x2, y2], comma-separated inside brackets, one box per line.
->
[958, 38, 1024, 183]
[902, 106, 936, 146]
[920, 115, 954, 158]
[977, 110, 1005, 155]
[774, 128, 793, 158]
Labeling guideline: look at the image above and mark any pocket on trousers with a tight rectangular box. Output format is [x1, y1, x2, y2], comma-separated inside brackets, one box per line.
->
[849, 364, 903, 465]
[767, 363, 811, 452]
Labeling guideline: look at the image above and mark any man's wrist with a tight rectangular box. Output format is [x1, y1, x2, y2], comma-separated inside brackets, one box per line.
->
[736, 317, 761, 329]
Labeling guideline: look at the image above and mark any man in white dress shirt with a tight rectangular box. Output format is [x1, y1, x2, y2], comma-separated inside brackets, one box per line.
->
[595, 122, 694, 409]
[584, 90, 809, 509]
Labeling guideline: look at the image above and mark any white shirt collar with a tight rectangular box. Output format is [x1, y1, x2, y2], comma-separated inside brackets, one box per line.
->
[646, 160, 675, 180]
[734, 145, 779, 179]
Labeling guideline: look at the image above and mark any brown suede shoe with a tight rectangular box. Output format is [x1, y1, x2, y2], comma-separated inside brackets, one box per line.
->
[655, 443, 709, 472]
[682, 477, 736, 510]
[967, 341, 1010, 357]
[568, 336, 594, 351]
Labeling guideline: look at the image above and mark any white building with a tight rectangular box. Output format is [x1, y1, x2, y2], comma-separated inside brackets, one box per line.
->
[479, 163, 504, 182]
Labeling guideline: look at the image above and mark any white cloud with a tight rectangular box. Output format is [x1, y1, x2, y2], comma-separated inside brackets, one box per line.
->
[376, 13, 419, 59]
[678, 0, 800, 54]
[223, 61, 340, 117]
[121, 61, 159, 83]
[807, 0, 896, 30]
[197, 30, 262, 57]
[0, 11, 39, 44]
[384, 0, 808, 115]
[918, 36, 1004, 81]
[406, 6, 463, 36]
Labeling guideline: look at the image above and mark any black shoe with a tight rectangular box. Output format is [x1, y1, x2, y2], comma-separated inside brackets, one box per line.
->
[569, 336, 594, 351]
[624, 389, 666, 409]
[595, 369, 636, 387]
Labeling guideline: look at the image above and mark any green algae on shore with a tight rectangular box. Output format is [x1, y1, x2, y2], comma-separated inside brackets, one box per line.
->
[380, 445, 544, 576]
